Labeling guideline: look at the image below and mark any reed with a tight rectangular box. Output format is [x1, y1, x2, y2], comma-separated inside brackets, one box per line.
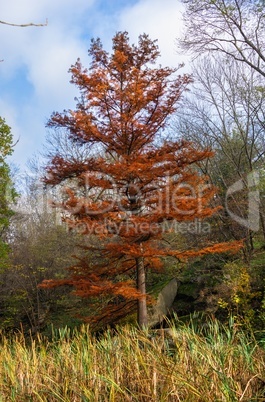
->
[0, 316, 264, 401]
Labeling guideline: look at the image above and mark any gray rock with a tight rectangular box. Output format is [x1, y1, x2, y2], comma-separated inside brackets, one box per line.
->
[148, 278, 178, 327]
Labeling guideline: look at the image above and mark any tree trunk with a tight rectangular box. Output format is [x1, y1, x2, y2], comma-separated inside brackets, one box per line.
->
[259, 211, 265, 241]
[136, 256, 148, 328]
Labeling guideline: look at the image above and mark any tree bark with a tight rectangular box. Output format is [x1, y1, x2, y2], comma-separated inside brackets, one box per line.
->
[136, 255, 148, 328]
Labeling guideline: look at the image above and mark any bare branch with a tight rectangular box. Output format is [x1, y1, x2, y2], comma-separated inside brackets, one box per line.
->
[179, 0, 265, 77]
[0, 19, 48, 27]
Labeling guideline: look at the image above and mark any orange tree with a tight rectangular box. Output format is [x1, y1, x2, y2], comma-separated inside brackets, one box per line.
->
[41, 32, 241, 328]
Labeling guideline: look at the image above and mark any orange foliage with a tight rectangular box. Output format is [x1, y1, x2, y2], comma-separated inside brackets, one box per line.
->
[40, 32, 241, 327]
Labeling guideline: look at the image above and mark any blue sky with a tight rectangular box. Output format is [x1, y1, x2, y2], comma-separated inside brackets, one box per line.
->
[0, 0, 187, 171]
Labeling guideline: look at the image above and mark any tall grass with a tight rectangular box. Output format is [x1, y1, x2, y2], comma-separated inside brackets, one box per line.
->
[0, 316, 264, 401]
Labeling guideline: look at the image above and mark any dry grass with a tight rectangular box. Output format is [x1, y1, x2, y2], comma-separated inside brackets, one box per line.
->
[0, 317, 264, 401]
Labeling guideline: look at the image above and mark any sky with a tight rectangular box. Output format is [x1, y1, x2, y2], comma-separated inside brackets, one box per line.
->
[0, 0, 187, 172]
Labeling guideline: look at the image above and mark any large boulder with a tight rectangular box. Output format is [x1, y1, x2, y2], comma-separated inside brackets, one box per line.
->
[148, 278, 178, 327]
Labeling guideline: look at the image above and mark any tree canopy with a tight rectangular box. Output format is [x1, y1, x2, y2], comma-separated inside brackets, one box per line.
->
[41, 32, 241, 328]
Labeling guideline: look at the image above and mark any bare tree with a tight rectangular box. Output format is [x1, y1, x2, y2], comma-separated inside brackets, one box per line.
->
[175, 54, 265, 258]
[179, 0, 265, 77]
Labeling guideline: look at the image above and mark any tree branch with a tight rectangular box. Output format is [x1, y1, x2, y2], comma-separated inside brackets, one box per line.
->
[0, 19, 48, 27]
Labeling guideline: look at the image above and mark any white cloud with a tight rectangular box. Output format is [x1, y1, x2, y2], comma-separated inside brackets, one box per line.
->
[0, 0, 95, 25]
[0, 0, 97, 167]
[118, 0, 186, 69]
[0, 0, 189, 169]
[1, 0, 92, 104]
[25, 29, 86, 107]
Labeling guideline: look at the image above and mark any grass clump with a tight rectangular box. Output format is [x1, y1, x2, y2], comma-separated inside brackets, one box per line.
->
[0, 316, 264, 401]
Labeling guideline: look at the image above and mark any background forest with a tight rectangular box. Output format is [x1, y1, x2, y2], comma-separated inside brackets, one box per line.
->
[0, 0, 265, 337]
